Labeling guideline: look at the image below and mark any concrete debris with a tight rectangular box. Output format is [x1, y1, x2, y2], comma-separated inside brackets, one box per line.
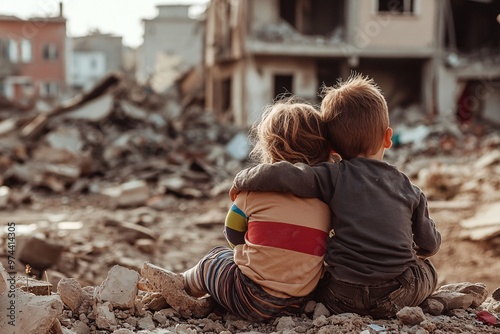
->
[57, 278, 83, 313]
[103, 218, 158, 242]
[16, 276, 52, 295]
[417, 283, 490, 318]
[12, 262, 496, 334]
[95, 301, 118, 330]
[0, 288, 63, 334]
[460, 203, 500, 241]
[0, 73, 247, 207]
[102, 180, 150, 208]
[435, 282, 489, 308]
[0, 185, 10, 208]
[97, 265, 139, 310]
[396, 306, 426, 326]
[17, 236, 65, 272]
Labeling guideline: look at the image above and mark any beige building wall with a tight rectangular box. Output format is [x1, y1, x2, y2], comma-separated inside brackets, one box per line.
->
[354, 0, 436, 49]
[245, 57, 317, 126]
[248, 0, 279, 34]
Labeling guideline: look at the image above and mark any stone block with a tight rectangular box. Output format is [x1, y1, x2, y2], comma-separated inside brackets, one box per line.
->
[97, 265, 139, 310]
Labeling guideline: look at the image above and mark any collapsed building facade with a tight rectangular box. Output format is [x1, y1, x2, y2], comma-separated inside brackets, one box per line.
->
[204, 0, 500, 127]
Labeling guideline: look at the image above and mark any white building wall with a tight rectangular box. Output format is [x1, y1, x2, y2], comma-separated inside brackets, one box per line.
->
[70, 52, 106, 90]
[139, 5, 203, 88]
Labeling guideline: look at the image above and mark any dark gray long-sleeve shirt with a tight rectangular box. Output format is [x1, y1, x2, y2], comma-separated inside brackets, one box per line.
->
[233, 158, 441, 285]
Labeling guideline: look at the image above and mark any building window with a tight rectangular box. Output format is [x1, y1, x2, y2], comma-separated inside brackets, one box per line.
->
[274, 74, 294, 100]
[377, 0, 416, 15]
[90, 58, 97, 69]
[8, 39, 18, 62]
[0, 39, 7, 60]
[21, 39, 32, 62]
[221, 78, 231, 113]
[42, 44, 58, 60]
[40, 82, 59, 97]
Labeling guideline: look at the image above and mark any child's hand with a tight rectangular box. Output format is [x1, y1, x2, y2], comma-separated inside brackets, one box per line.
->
[229, 185, 240, 201]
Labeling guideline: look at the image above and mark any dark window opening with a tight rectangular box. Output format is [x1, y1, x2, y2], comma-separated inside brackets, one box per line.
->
[0, 39, 8, 60]
[221, 78, 231, 113]
[279, 0, 344, 36]
[356, 58, 423, 110]
[273, 74, 293, 101]
[445, 0, 500, 54]
[279, 0, 297, 27]
[42, 44, 58, 60]
[378, 0, 415, 14]
[317, 60, 341, 100]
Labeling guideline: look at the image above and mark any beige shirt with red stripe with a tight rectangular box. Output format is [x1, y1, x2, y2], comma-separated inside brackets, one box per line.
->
[232, 191, 330, 298]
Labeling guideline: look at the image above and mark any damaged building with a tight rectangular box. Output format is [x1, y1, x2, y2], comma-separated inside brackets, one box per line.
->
[445, 0, 500, 125]
[204, 0, 500, 127]
[0, 6, 66, 105]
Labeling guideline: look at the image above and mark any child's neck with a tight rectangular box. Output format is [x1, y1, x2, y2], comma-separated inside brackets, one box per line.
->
[357, 147, 385, 161]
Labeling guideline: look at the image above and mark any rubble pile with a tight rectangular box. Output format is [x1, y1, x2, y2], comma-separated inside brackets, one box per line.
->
[385, 105, 500, 252]
[0, 73, 249, 209]
[1, 263, 499, 334]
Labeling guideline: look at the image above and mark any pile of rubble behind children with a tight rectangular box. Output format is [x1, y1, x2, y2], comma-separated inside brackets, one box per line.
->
[0, 73, 249, 210]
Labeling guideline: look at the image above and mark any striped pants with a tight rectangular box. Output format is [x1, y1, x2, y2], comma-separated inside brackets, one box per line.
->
[183, 246, 311, 322]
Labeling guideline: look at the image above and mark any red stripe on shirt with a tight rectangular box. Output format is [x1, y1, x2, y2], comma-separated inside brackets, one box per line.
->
[246, 221, 328, 256]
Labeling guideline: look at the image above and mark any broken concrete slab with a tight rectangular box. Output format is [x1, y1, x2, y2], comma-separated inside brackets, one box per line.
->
[0, 185, 11, 209]
[159, 175, 204, 198]
[57, 278, 83, 313]
[120, 100, 149, 121]
[45, 127, 84, 153]
[103, 218, 158, 242]
[435, 282, 488, 308]
[97, 265, 139, 310]
[64, 94, 113, 122]
[95, 301, 118, 330]
[427, 291, 474, 312]
[17, 236, 65, 271]
[460, 203, 500, 241]
[16, 276, 52, 295]
[32, 146, 79, 164]
[141, 291, 169, 311]
[0, 289, 63, 334]
[102, 180, 150, 208]
[0, 118, 17, 137]
[475, 150, 500, 169]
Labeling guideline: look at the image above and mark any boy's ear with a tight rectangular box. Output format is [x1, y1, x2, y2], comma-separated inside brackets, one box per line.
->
[384, 127, 393, 149]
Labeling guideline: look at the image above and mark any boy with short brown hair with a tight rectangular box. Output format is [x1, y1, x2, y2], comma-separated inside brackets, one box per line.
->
[230, 74, 441, 319]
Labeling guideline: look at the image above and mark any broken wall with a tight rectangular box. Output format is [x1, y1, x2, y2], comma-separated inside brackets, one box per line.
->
[436, 65, 462, 118]
[245, 57, 318, 125]
[249, 0, 280, 35]
[446, 0, 500, 54]
[354, 58, 426, 111]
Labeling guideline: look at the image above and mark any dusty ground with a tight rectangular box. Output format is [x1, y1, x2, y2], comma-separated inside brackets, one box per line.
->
[2, 144, 500, 333]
